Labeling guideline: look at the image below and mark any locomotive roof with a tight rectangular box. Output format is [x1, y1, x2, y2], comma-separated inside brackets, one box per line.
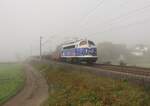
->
[60, 39, 96, 48]
[62, 39, 85, 45]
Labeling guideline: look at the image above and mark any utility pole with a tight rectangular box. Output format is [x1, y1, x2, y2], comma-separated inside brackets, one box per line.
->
[30, 44, 32, 57]
[40, 36, 43, 60]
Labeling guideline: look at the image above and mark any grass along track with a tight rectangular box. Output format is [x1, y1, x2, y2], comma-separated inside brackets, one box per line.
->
[0, 63, 25, 105]
[38, 60, 150, 86]
[42, 59, 150, 77]
[92, 64, 150, 76]
[31, 60, 150, 106]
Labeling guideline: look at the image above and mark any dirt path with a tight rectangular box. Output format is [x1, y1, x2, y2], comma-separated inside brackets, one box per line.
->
[3, 64, 48, 106]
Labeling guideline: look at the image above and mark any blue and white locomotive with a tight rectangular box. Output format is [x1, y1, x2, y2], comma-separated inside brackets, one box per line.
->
[60, 39, 98, 63]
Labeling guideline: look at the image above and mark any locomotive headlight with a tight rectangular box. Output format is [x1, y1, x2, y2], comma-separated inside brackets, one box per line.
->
[86, 49, 88, 53]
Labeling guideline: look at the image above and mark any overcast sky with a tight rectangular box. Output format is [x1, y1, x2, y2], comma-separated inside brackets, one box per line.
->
[0, 0, 150, 61]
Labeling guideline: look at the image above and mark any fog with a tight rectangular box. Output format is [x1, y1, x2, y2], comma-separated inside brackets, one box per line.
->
[0, 0, 150, 62]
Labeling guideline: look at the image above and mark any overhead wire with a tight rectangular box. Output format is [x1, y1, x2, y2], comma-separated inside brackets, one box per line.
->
[58, 0, 150, 42]
[81, 2, 150, 36]
[79, 0, 105, 25]
[71, 0, 150, 41]
[40, 1, 150, 41]
[88, 17, 150, 36]
[42, 35, 56, 46]
[95, 3, 150, 26]
[31, 0, 150, 55]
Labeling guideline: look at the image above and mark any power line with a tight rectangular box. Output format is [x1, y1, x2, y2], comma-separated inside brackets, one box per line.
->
[40, 36, 42, 60]
[42, 35, 56, 46]
[100, 3, 150, 25]
[79, 0, 105, 25]
[74, 3, 150, 40]
[30, 1, 150, 55]
[79, 0, 126, 28]
[88, 17, 150, 36]
[75, 1, 150, 40]
[83, 3, 150, 32]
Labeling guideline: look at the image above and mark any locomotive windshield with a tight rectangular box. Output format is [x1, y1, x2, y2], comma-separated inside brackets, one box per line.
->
[88, 40, 95, 47]
[79, 41, 87, 46]
[63, 45, 75, 50]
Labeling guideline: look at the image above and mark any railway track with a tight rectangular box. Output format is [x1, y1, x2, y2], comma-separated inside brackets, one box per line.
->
[93, 64, 150, 77]
[81, 63, 150, 77]
[82, 63, 150, 86]
[32, 58, 150, 77]
[56, 61, 150, 85]
[31, 59, 150, 86]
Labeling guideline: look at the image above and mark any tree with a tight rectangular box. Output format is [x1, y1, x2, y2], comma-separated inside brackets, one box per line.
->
[97, 42, 129, 64]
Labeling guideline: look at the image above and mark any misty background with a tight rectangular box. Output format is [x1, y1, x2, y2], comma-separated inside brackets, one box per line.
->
[0, 0, 150, 62]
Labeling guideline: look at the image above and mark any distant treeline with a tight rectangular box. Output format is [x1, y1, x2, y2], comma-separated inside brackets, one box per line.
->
[97, 42, 150, 66]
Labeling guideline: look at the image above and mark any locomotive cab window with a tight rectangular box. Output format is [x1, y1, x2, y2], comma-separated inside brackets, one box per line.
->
[63, 45, 75, 50]
[88, 41, 95, 47]
[79, 41, 87, 46]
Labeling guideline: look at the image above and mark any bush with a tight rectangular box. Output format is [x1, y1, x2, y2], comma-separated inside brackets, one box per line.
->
[119, 61, 127, 66]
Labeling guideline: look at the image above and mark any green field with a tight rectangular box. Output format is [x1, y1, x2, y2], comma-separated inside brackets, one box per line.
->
[32, 61, 150, 106]
[0, 63, 25, 105]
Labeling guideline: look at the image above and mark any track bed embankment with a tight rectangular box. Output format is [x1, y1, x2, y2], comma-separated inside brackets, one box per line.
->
[93, 64, 150, 76]
[40, 59, 150, 86]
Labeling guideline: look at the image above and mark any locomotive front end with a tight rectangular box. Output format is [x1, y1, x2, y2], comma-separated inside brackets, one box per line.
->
[60, 39, 98, 64]
[76, 40, 98, 63]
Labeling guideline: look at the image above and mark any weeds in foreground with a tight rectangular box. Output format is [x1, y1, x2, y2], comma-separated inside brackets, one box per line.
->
[31, 61, 150, 106]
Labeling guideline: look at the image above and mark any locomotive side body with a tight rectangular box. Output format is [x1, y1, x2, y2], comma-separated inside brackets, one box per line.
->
[60, 39, 98, 63]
